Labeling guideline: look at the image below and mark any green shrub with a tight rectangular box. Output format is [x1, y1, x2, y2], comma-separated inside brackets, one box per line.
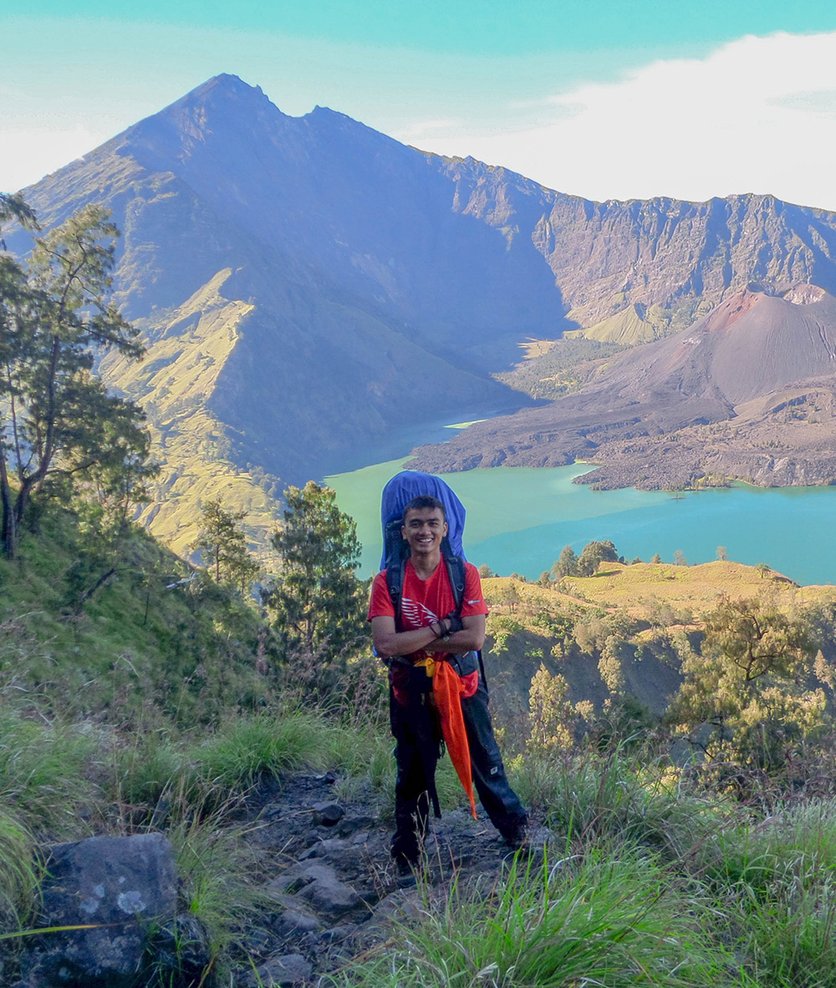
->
[189, 709, 332, 791]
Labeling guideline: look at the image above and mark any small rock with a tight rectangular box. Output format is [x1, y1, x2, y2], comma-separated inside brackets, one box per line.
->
[373, 888, 424, 925]
[275, 905, 323, 936]
[312, 801, 344, 826]
[336, 814, 377, 837]
[294, 864, 364, 920]
[256, 952, 313, 986]
[299, 878, 363, 919]
[317, 922, 357, 944]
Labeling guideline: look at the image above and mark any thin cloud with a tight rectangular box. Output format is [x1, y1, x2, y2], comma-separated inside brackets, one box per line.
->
[399, 118, 464, 141]
[412, 31, 836, 211]
[769, 89, 836, 115]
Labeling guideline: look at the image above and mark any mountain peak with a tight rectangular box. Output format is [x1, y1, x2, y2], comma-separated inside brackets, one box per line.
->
[167, 73, 275, 114]
[194, 73, 257, 93]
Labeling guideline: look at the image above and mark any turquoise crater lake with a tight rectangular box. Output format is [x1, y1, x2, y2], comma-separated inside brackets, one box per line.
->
[326, 459, 835, 587]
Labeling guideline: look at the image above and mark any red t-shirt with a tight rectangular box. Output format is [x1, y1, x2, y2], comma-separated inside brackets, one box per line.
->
[368, 559, 488, 699]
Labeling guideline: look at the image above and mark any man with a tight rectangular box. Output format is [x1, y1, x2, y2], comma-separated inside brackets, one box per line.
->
[369, 494, 528, 872]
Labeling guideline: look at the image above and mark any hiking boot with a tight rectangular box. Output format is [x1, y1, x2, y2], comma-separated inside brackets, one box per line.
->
[502, 822, 530, 854]
[395, 855, 418, 877]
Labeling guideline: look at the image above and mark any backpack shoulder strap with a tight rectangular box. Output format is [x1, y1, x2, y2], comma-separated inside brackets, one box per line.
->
[445, 552, 490, 693]
[443, 550, 466, 615]
[386, 558, 406, 624]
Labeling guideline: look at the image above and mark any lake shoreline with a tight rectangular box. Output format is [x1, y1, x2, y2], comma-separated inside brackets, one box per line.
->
[326, 456, 835, 588]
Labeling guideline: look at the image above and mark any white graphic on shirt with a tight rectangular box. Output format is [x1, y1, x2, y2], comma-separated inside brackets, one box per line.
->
[401, 597, 438, 629]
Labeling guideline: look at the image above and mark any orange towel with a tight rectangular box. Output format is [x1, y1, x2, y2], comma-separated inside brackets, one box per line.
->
[433, 660, 477, 819]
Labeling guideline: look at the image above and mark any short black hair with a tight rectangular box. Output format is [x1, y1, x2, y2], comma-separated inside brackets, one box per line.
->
[402, 494, 446, 522]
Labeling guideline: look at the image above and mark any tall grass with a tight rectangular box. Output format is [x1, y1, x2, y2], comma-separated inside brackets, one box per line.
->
[732, 875, 836, 988]
[696, 797, 836, 893]
[189, 709, 330, 790]
[698, 798, 836, 988]
[332, 848, 741, 987]
[107, 708, 353, 828]
[168, 814, 271, 971]
[0, 708, 97, 835]
[0, 808, 40, 930]
[110, 729, 187, 812]
[510, 745, 723, 860]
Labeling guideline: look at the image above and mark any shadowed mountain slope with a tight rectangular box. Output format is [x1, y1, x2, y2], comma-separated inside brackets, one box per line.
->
[11, 74, 836, 545]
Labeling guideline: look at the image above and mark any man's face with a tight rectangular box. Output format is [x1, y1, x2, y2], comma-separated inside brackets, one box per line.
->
[402, 506, 447, 558]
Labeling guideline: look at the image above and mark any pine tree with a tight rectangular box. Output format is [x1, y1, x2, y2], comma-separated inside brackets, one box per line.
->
[551, 545, 579, 579]
[195, 499, 258, 594]
[0, 202, 146, 558]
[267, 482, 365, 666]
[668, 597, 829, 771]
[577, 540, 619, 577]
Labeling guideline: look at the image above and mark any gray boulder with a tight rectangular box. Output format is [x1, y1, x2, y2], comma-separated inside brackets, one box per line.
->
[21, 832, 203, 987]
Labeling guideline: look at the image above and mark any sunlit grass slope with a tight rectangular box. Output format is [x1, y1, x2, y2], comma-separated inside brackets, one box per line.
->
[102, 268, 279, 556]
[555, 560, 836, 617]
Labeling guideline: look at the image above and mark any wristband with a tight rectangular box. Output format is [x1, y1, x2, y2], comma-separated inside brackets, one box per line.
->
[444, 613, 464, 635]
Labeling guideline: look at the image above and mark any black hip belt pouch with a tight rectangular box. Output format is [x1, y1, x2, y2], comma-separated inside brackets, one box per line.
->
[446, 650, 479, 678]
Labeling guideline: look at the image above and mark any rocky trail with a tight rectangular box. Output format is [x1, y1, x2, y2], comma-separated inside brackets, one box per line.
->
[229, 771, 549, 986]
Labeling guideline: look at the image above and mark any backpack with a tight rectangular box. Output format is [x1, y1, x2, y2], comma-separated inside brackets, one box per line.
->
[379, 470, 488, 689]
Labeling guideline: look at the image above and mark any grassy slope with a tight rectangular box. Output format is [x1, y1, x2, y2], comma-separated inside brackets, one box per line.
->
[495, 336, 626, 400]
[480, 564, 836, 728]
[564, 303, 667, 344]
[0, 508, 269, 727]
[2, 515, 834, 987]
[551, 560, 836, 616]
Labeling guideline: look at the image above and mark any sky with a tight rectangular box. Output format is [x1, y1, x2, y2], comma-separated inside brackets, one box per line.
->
[3, 1, 836, 210]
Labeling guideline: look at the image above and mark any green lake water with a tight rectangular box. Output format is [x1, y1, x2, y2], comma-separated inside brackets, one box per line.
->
[326, 458, 835, 586]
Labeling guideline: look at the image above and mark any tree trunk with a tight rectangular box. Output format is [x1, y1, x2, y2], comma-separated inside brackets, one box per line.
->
[0, 459, 18, 559]
[0, 492, 16, 559]
[13, 478, 31, 531]
[76, 567, 118, 610]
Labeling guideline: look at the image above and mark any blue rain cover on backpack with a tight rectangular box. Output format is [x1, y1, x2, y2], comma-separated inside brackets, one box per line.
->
[379, 470, 467, 570]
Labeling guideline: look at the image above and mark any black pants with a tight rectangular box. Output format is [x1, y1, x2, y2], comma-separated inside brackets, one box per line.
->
[390, 675, 528, 865]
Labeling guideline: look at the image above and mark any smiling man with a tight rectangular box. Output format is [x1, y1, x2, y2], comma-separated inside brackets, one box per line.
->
[369, 494, 528, 874]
